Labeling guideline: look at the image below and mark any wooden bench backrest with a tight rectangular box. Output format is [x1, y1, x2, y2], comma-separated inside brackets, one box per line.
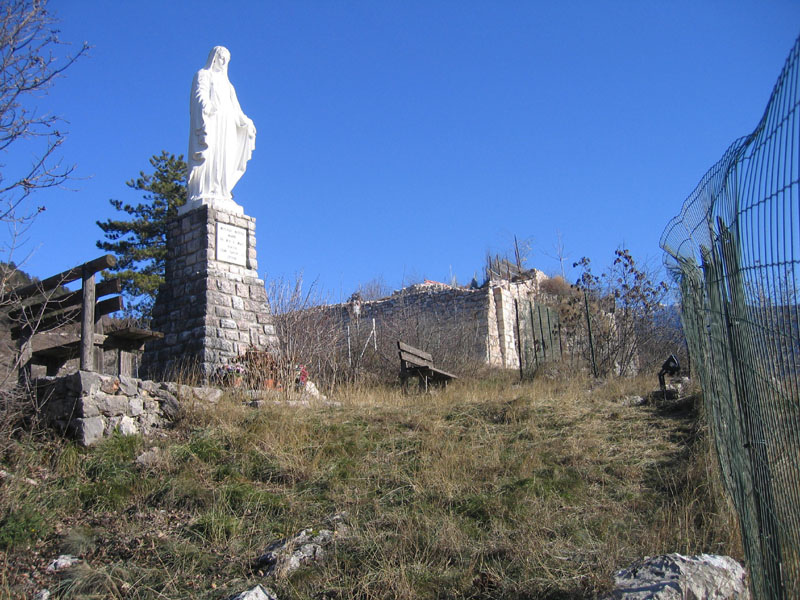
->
[397, 341, 435, 368]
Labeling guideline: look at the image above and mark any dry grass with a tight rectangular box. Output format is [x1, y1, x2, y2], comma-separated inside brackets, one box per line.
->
[0, 372, 740, 599]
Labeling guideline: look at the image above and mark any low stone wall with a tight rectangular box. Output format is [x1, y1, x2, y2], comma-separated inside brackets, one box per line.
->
[34, 371, 191, 446]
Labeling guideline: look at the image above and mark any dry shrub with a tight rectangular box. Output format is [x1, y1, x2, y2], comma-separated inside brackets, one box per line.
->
[266, 274, 349, 390]
[540, 274, 573, 296]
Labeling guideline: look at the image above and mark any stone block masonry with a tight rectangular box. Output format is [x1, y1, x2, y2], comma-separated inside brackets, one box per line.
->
[34, 371, 180, 446]
[141, 205, 278, 381]
[34, 371, 226, 446]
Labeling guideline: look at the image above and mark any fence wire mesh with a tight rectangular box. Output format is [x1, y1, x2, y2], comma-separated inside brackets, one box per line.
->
[660, 35, 800, 599]
[516, 299, 562, 376]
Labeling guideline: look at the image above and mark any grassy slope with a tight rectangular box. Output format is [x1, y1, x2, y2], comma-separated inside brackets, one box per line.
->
[0, 375, 741, 599]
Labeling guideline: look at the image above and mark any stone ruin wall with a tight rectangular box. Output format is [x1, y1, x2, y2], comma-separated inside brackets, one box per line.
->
[334, 272, 548, 370]
[343, 284, 492, 367]
[486, 274, 547, 368]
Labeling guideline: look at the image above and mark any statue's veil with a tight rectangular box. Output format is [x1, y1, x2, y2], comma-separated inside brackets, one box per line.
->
[203, 46, 230, 74]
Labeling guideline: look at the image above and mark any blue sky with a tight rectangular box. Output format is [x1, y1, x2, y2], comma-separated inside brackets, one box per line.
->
[5, 1, 800, 301]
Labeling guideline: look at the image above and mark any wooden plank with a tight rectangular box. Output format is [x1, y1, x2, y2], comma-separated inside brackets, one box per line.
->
[80, 271, 95, 371]
[11, 307, 81, 338]
[31, 342, 79, 361]
[403, 363, 457, 381]
[94, 295, 123, 319]
[30, 332, 108, 362]
[430, 367, 458, 380]
[8, 278, 121, 321]
[397, 340, 457, 387]
[106, 327, 164, 341]
[119, 350, 133, 377]
[397, 341, 433, 362]
[399, 350, 434, 368]
[2, 254, 116, 303]
[31, 330, 80, 352]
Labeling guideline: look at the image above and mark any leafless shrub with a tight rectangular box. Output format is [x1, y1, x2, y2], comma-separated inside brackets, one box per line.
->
[347, 287, 493, 384]
[0, 0, 89, 446]
[267, 274, 348, 390]
[558, 249, 683, 377]
[265, 275, 496, 390]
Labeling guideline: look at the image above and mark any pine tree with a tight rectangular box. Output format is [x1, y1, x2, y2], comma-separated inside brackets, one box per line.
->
[96, 151, 187, 321]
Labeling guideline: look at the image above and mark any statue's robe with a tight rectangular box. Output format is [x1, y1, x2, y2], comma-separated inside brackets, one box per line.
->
[187, 67, 255, 204]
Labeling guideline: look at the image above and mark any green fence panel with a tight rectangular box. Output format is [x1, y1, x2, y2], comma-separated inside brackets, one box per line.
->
[660, 35, 800, 600]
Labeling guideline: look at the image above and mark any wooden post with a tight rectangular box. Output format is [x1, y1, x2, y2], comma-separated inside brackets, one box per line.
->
[18, 338, 32, 386]
[514, 299, 523, 380]
[537, 304, 547, 362]
[94, 315, 105, 375]
[80, 268, 96, 372]
[118, 350, 132, 377]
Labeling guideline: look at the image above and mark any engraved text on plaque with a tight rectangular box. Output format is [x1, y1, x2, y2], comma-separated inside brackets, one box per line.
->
[216, 222, 247, 266]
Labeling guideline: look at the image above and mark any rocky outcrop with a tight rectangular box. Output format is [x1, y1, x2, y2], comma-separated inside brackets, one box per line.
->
[606, 554, 750, 599]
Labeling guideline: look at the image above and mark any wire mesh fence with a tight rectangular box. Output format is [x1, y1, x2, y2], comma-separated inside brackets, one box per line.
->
[516, 299, 562, 376]
[660, 34, 800, 600]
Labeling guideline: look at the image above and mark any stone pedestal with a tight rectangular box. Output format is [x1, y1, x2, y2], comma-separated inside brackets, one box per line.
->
[141, 205, 278, 381]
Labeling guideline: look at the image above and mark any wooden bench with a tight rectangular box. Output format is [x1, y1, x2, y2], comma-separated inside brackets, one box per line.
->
[2, 254, 163, 381]
[397, 341, 457, 391]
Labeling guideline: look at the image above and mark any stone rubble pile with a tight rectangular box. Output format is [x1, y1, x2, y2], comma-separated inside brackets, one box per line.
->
[34, 370, 337, 446]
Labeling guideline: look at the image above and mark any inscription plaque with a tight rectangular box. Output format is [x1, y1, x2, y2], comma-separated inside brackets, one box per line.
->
[216, 223, 247, 266]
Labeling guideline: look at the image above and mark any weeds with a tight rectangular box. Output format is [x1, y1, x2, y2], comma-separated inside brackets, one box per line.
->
[0, 374, 739, 599]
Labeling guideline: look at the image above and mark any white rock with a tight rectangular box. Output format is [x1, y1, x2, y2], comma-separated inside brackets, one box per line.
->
[192, 387, 223, 404]
[607, 553, 750, 599]
[621, 395, 645, 407]
[76, 417, 105, 446]
[128, 396, 144, 416]
[253, 528, 334, 577]
[107, 415, 138, 436]
[135, 447, 162, 467]
[228, 584, 279, 600]
[119, 415, 138, 436]
[46, 555, 80, 573]
[33, 590, 50, 600]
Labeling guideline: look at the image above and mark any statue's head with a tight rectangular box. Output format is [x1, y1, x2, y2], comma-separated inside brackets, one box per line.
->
[205, 46, 231, 73]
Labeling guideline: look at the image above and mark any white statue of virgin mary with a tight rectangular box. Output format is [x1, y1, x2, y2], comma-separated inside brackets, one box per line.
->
[182, 46, 256, 215]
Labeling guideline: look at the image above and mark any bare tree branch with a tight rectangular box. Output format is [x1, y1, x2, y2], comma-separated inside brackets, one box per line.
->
[0, 0, 88, 228]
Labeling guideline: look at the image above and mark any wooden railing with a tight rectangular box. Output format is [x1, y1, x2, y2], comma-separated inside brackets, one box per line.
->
[2, 255, 162, 380]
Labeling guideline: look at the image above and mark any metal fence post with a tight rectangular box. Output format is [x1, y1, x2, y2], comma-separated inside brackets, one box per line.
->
[584, 289, 598, 377]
